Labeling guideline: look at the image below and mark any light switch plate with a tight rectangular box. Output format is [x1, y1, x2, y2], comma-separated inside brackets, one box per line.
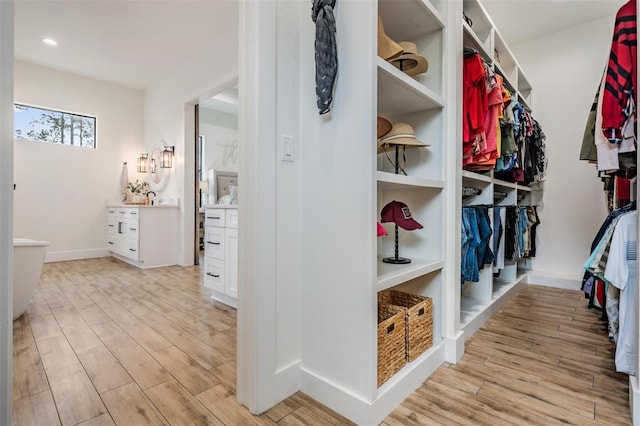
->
[282, 135, 294, 163]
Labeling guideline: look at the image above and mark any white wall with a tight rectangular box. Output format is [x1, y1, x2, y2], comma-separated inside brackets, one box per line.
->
[199, 107, 238, 174]
[13, 60, 144, 261]
[512, 15, 616, 282]
[142, 6, 238, 266]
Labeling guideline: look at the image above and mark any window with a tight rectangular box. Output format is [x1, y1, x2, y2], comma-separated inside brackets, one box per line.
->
[14, 103, 96, 148]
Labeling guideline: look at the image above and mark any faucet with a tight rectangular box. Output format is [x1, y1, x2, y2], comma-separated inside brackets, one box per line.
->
[146, 191, 157, 205]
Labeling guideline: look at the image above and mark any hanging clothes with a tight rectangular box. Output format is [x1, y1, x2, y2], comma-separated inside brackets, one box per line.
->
[601, 0, 637, 144]
[604, 211, 638, 375]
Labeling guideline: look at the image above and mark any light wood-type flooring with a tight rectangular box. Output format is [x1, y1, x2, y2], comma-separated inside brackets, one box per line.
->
[12, 258, 631, 425]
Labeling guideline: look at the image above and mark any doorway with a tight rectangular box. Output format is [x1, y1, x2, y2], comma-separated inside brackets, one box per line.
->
[193, 84, 239, 280]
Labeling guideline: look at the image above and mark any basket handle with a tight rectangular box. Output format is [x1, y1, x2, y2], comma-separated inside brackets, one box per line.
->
[386, 324, 395, 334]
[418, 307, 425, 316]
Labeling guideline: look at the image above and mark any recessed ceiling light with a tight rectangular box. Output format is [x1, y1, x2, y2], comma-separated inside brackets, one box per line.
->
[42, 38, 58, 47]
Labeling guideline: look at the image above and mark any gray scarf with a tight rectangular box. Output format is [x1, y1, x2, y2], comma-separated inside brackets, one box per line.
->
[312, 0, 337, 115]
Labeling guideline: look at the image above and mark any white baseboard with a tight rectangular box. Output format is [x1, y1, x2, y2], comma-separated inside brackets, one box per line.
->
[445, 331, 465, 364]
[45, 248, 110, 263]
[526, 270, 582, 290]
[631, 376, 640, 425]
[248, 360, 301, 415]
[300, 343, 446, 425]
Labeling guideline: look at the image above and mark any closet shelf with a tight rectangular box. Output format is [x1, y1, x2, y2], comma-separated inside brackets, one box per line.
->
[517, 185, 532, 193]
[463, 23, 492, 62]
[462, 170, 492, 183]
[518, 94, 532, 112]
[377, 58, 444, 117]
[378, 0, 444, 42]
[494, 64, 516, 94]
[493, 177, 517, 189]
[377, 257, 444, 292]
[376, 171, 444, 190]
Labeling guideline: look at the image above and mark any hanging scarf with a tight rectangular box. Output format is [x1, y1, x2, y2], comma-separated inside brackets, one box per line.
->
[311, 0, 337, 115]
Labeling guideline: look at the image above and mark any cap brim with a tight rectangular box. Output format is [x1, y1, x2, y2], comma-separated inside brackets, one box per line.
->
[396, 218, 423, 231]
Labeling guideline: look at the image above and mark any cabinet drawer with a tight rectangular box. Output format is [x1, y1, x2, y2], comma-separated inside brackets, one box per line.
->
[204, 226, 225, 260]
[205, 209, 225, 227]
[113, 207, 139, 220]
[107, 217, 118, 235]
[126, 239, 139, 260]
[203, 258, 225, 292]
[226, 209, 238, 229]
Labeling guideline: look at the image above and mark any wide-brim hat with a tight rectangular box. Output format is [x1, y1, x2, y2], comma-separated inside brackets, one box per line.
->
[377, 122, 430, 154]
[389, 41, 428, 77]
[378, 16, 403, 61]
[377, 116, 392, 139]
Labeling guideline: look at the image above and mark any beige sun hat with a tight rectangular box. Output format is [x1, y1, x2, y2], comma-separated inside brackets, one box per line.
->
[377, 16, 403, 61]
[389, 41, 429, 77]
[377, 116, 392, 139]
[377, 122, 430, 154]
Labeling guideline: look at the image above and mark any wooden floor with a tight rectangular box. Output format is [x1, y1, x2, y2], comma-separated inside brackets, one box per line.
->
[12, 258, 631, 425]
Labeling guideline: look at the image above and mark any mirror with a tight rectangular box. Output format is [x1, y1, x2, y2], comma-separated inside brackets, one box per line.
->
[198, 86, 238, 205]
[148, 140, 170, 191]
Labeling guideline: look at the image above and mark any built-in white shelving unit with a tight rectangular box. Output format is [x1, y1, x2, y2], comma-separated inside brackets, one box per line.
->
[459, 0, 542, 341]
[375, 0, 448, 401]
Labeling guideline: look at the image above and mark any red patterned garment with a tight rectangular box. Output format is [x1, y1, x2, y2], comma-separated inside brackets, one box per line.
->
[601, 0, 637, 144]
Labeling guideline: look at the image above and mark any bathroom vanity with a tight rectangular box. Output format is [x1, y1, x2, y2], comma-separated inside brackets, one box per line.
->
[203, 205, 238, 308]
[107, 205, 179, 269]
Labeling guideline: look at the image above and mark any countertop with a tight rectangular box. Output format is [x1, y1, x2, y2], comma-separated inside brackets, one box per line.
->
[203, 204, 238, 209]
[107, 204, 179, 208]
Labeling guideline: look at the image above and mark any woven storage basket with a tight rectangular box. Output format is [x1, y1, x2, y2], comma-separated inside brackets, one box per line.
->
[378, 289, 433, 362]
[377, 303, 407, 387]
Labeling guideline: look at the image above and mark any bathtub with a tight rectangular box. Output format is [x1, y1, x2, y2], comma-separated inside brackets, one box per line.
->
[13, 238, 49, 320]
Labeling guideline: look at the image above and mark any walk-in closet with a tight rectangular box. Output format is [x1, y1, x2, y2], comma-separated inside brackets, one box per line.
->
[3, 0, 639, 425]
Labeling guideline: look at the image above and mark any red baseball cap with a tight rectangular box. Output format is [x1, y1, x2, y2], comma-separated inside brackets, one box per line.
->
[380, 201, 423, 231]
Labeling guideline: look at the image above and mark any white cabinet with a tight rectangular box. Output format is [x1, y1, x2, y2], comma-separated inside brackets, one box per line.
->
[204, 207, 238, 308]
[106, 205, 178, 269]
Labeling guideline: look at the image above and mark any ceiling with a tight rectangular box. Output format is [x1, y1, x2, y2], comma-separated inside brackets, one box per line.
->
[483, 0, 622, 46]
[200, 86, 238, 114]
[13, 0, 621, 91]
[14, 0, 239, 90]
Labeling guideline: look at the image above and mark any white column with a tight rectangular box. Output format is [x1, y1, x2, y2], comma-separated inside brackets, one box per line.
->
[0, 1, 14, 425]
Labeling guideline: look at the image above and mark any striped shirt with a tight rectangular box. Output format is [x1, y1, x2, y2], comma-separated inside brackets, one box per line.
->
[602, 0, 637, 144]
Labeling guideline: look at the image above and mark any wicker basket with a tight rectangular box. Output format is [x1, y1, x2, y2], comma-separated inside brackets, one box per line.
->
[378, 290, 433, 362]
[377, 303, 407, 387]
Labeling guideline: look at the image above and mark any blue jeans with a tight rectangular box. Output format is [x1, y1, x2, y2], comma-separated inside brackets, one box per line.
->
[462, 208, 480, 282]
[476, 208, 494, 270]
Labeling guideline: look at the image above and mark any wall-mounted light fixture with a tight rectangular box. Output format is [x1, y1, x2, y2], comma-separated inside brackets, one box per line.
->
[160, 145, 175, 168]
[137, 153, 148, 173]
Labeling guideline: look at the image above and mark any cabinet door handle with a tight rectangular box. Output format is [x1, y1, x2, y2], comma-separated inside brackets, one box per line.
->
[130, 228, 136, 231]
[108, 242, 114, 245]
[129, 248, 136, 252]
[108, 224, 114, 227]
[207, 241, 220, 245]
[206, 272, 220, 278]
[118, 222, 123, 234]
[108, 210, 115, 213]
[130, 212, 137, 215]
[207, 216, 221, 220]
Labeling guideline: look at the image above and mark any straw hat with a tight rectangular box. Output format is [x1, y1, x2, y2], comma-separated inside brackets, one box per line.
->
[377, 122, 429, 154]
[377, 116, 392, 139]
[389, 41, 428, 77]
[377, 16, 403, 61]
